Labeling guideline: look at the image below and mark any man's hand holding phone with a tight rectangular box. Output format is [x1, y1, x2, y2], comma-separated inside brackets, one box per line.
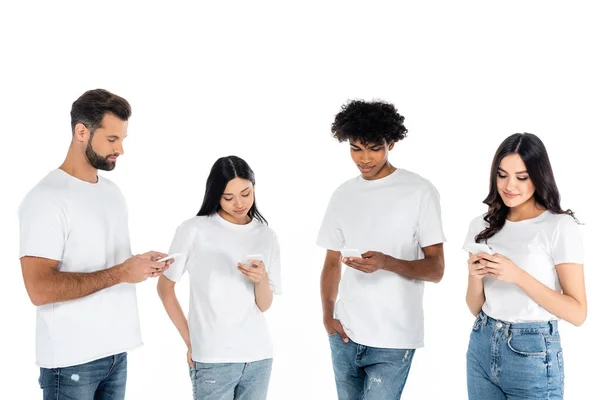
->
[341, 249, 388, 274]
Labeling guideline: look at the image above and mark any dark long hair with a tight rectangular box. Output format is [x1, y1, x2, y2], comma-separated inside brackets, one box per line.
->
[197, 156, 268, 225]
[476, 133, 575, 243]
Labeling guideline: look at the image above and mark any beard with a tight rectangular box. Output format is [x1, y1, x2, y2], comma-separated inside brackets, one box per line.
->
[85, 140, 117, 171]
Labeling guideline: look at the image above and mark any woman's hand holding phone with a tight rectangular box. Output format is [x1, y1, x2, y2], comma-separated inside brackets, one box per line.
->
[237, 257, 267, 284]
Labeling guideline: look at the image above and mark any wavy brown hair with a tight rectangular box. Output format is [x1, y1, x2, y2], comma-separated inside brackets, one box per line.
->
[476, 133, 576, 243]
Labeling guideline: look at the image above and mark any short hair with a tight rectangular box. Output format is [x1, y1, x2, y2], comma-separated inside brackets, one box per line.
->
[331, 99, 407, 144]
[70, 89, 131, 134]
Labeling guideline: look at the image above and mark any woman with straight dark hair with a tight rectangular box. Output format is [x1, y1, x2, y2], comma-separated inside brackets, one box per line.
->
[157, 156, 282, 400]
[463, 133, 586, 399]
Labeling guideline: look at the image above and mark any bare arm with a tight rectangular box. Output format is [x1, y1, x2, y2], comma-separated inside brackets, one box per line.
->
[343, 244, 445, 283]
[321, 250, 342, 321]
[21, 257, 123, 306]
[157, 275, 192, 347]
[237, 261, 273, 312]
[254, 275, 273, 312]
[515, 263, 587, 326]
[466, 253, 487, 316]
[382, 244, 445, 282]
[320, 250, 349, 341]
[21, 253, 168, 306]
[480, 253, 587, 326]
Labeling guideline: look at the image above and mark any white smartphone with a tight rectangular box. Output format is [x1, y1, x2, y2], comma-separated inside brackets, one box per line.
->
[340, 248, 363, 259]
[464, 243, 493, 255]
[156, 253, 183, 263]
[241, 254, 263, 267]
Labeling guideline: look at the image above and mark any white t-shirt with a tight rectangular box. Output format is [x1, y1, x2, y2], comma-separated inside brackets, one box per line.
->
[317, 169, 446, 349]
[18, 169, 142, 368]
[463, 211, 584, 323]
[163, 213, 282, 363]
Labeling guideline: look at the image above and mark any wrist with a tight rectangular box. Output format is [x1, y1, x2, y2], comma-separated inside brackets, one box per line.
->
[514, 267, 528, 287]
[255, 271, 269, 286]
[382, 254, 391, 271]
[110, 263, 125, 284]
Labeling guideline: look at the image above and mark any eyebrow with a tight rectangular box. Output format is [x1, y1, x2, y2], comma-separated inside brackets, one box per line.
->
[350, 143, 382, 149]
[223, 186, 251, 196]
[498, 167, 528, 174]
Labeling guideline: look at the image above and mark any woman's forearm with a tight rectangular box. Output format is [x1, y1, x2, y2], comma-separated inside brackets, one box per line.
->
[466, 275, 486, 316]
[516, 269, 586, 326]
[255, 273, 273, 312]
[157, 281, 192, 347]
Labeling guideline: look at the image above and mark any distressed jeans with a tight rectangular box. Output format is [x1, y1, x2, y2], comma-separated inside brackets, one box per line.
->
[467, 312, 564, 399]
[189, 358, 272, 400]
[38, 352, 127, 400]
[328, 333, 415, 399]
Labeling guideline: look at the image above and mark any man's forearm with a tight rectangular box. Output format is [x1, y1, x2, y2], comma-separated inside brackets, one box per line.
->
[33, 265, 124, 306]
[383, 255, 444, 282]
[321, 264, 341, 319]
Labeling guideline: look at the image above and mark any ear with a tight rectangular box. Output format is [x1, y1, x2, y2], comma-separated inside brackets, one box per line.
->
[388, 141, 395, 151]
[73, 123, 89, 143]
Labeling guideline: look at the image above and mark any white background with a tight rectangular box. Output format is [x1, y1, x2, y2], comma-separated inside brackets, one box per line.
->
[1, 1, 599, 399]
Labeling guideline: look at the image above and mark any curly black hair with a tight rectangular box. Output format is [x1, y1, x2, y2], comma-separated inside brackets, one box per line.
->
[331, 99, 408, 144]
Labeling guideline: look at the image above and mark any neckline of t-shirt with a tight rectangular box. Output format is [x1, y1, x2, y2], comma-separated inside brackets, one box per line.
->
[54, 168, 104, 186]
[357, 168, 402, 185]
[505, 210, 550, 225]
[212, 212, 257, 231]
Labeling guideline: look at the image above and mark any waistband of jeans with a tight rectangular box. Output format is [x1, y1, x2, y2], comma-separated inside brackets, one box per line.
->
[478, 311, 558, 334]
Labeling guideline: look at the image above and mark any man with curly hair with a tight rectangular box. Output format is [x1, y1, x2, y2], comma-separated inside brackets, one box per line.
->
[317, 99, 446, 399]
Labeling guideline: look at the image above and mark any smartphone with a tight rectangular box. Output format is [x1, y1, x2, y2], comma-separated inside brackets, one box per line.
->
[156, 253, 183, 263]
[341, 248, 363, 259]
[241, 254, 263, 267]
[464, 243, 493, 255]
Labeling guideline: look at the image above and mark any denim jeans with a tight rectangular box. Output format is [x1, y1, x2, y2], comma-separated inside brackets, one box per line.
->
[328, 333, 415, 399]
[38, 353, 127, 400]
[189, 358, 272, 400]
[467, 312, 564, 399]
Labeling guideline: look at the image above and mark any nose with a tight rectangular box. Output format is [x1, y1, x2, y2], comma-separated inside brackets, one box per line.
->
[360, 151, 372, 164]
[506, 176, 517, 191]
[234, 198, 243, 208]
[115, 144, 124, 156]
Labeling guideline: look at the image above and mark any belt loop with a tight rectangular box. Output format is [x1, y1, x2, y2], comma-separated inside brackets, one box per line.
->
[549, 320, 556, 335]
[481, 313, 488, 326]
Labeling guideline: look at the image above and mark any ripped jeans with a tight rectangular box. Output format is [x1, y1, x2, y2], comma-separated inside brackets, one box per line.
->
[189, 358, 272, 400]
[38, 352, 127, 400]
[467, 311, 564, 399]
[328, 333, 415, 399]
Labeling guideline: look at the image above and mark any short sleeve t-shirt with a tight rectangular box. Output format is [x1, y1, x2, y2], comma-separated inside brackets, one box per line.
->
[463, 211, 584, 323]
[317, 169, 446, 349]
[163, 213, 282, 363]
[18, 169, 142, 368]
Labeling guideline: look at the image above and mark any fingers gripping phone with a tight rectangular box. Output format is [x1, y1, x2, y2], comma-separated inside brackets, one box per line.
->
[241, 254, 263, 267]
[464, 243, 493, 255]
[340, 249, 363, 259]
[156, 253, 183, 263]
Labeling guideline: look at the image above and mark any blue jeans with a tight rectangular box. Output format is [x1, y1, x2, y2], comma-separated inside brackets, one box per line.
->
[38, 353, 127, 400]
[328, 333, 415, 399]
[189, 358, 272, 400]
[467, 312, 564, 399]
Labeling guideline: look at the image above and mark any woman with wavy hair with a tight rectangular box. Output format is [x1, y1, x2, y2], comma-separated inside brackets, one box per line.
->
[463, 133, 586, 399]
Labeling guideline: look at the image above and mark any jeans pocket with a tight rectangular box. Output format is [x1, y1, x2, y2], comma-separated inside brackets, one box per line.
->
[189, 363, 197, 380]
[507, 333, 547, 357]
[472, 316, 482, 332]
